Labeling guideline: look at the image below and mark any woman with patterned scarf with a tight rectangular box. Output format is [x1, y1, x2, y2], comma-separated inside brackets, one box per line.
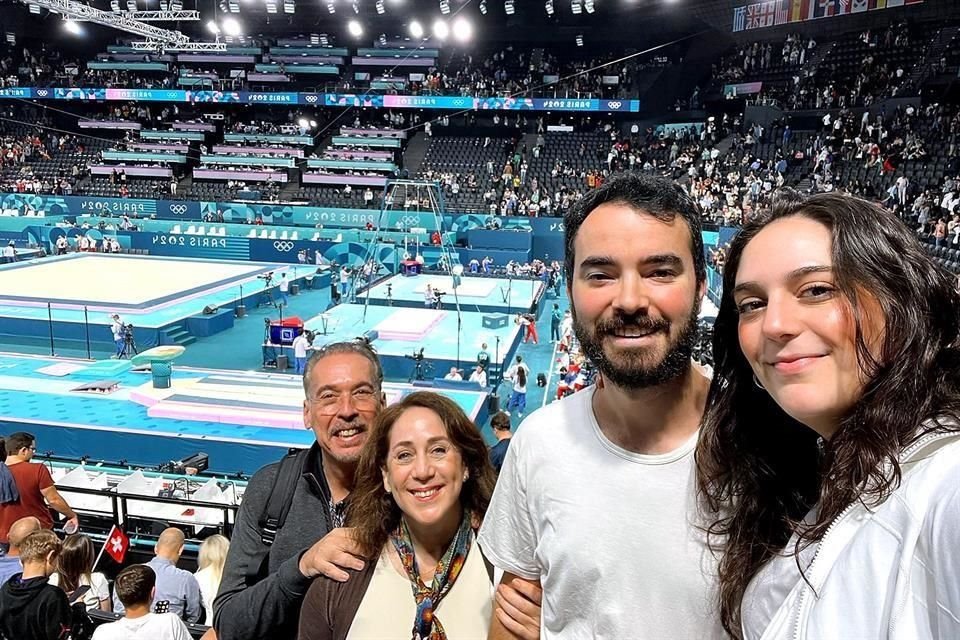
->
[298, 391, 540, 640]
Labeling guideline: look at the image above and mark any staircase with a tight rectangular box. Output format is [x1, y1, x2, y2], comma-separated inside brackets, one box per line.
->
[160, 321, 196, 347]
[907, 25, 959, 92]
[402, 132, 430, 175]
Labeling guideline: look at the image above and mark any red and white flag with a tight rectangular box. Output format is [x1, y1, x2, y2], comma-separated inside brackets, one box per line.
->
[103, 525, 130, 564]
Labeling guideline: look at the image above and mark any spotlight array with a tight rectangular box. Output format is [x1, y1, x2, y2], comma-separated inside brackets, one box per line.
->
[504, 0, 514, 15]
[545, 0, 553, 15]
[348, 18, 362, 36]
[375, 0, 384, 13]
[409, 19, 424, 38]
[479, 0, 486, 14]
[439, 0, 449, 14]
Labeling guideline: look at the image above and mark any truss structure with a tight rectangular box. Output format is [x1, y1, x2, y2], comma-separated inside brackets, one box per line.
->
[131, 40, 228, 51]
[118, 10, 200, 20]
[20, 0, 190, 45]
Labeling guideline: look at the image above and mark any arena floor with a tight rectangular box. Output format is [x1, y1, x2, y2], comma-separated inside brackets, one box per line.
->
[0, 253, 291, 327]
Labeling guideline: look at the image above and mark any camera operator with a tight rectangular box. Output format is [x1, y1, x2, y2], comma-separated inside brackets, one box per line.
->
[110, 314, 125, 359]
[292, 330, 314, 375]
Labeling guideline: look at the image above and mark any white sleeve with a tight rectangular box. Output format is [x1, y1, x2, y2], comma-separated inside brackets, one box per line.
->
[927, 476, 960, 635]
[477, 430, 541, 581]
[92, 572, 110, 602]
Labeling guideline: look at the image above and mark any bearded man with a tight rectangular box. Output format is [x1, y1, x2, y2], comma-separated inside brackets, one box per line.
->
[479, 174, 725, 639]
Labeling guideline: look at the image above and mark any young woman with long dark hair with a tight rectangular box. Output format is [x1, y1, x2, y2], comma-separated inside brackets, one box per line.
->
[697, 192, 960, 639]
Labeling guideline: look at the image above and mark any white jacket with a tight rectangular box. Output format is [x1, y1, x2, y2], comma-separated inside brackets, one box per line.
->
[744, 430, 960, 640]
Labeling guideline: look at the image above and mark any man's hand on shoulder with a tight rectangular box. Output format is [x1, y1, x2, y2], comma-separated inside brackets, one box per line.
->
[297, 527, 366, 581]
[489, 572, 542, 640]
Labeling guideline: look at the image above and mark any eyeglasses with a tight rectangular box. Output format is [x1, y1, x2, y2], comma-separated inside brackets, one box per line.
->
[307, 388, 380, 415]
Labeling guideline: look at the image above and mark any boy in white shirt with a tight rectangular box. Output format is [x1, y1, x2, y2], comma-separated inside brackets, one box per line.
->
[93, 564, 190, 640]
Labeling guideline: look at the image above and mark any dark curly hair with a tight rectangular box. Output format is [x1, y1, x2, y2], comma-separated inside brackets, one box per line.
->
[348, 391, 496, 558]
[696, 192, 960, 638]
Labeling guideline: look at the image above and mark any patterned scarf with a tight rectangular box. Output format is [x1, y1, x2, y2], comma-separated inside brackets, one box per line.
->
[390, 511, 473, 640]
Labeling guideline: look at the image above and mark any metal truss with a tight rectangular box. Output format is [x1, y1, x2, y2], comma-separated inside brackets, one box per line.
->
[131, 40, 228, 51]
[118, 10, 200, 20]
[19, 0, 189, 45]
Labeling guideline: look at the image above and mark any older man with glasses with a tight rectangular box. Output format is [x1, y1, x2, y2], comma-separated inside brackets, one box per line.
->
[214, 340, 384, 640]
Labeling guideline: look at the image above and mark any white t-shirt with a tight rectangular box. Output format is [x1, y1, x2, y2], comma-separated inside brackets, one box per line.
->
[292, 334, 310, 358]
[279, 277, 289, 293]
[49, 571, 110, 610]
[91, 612, 191, 640]
[478, 387, 724, 639]
[194, 566, 220, 626]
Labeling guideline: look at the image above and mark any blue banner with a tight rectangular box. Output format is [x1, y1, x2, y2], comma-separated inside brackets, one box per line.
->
[242, 91, 299, 104]
[0, 87, 640, 112]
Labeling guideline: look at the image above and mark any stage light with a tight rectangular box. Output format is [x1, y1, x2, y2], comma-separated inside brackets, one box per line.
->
[63, 19, 81, 35]
[352, 2, 359, 13]
[584, 0, 594, 13]
[319, 33, 330, 45]
[432, 18, 449, 40]
[378, 33, 387, 45]
[504, 0, 514, 14]
[575, 34, 584, 46]
[409, 20, 424, 38]
[452, 16, 472, 42]
[110, 0, 120, 10]
[375, 0, 384, 13]
[348, 19, 363, 36]
[479, 0, 486, 14]
[326, 0, 335, 13]
[222, 16, 242, 35]
[439, 0, 449, 14]
[571, 0, 581, 14]
[283, 0, 295, 13]
[310, 120, 317, 127]
[545, 0, 553, 15]
[207, 19, 221, 33]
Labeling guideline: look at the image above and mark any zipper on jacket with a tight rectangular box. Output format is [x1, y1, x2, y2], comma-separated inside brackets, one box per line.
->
[791, 500, 859, 640]
[794, 429, 958, 640]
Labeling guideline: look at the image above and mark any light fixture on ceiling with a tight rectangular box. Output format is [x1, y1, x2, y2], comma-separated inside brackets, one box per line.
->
[575, 34, 584, 46]
[352, 2, 359, 13]
[544, 0, 553, 15]
[378, 33, 387, 45]
[348, 19, 363, 36]
[222, 16, 242, 35]
[571, 0, 581, 14]
[110, 0, 120, 10]
[207, 20, 221, 33]
[432, 18, 448, 39]
[439, 0, 449, 14]
[504, 0, 514, 15]
[326, 0, 336, 13]
[584, 0, 594, 13]
[283, 0, 295, 13]
[375, 0, 384, 13]
[478, 0, 486, 14]
[452, 16, 471, 41]
[409, 19, 423, 38]
[63, 19, 81, 35]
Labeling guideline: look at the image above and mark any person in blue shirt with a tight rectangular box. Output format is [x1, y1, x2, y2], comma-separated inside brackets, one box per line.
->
[487, 412, 512, 474]
[550, 303, 563, 342]
[0, 517, 40, 586]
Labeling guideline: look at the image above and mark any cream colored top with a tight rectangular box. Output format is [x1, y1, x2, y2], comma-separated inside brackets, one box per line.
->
[346, 536, 493, 640]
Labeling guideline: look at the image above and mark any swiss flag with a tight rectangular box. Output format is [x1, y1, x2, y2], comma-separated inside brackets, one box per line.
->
[104, 525, 130, 564]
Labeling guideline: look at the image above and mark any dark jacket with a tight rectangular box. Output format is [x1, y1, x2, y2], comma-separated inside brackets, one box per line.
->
[297, 563, 376, 640]
[0, 573, 72, 640]
[213, 443, 338, 640]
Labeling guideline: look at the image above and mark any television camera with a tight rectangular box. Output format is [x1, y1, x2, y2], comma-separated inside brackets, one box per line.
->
[404, 347, 431, 381]
[119, 322, 138, 358]
[258, 271, 275, 286]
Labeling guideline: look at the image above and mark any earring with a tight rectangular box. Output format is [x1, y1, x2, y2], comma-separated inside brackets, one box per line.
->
[463, 471, 469, 482]
[753, 373, 765, 390]
[385, 487, 391, 494]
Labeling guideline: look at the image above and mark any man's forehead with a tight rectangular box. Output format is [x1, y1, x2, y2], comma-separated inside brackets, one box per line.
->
[310, 352, 376, 387]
